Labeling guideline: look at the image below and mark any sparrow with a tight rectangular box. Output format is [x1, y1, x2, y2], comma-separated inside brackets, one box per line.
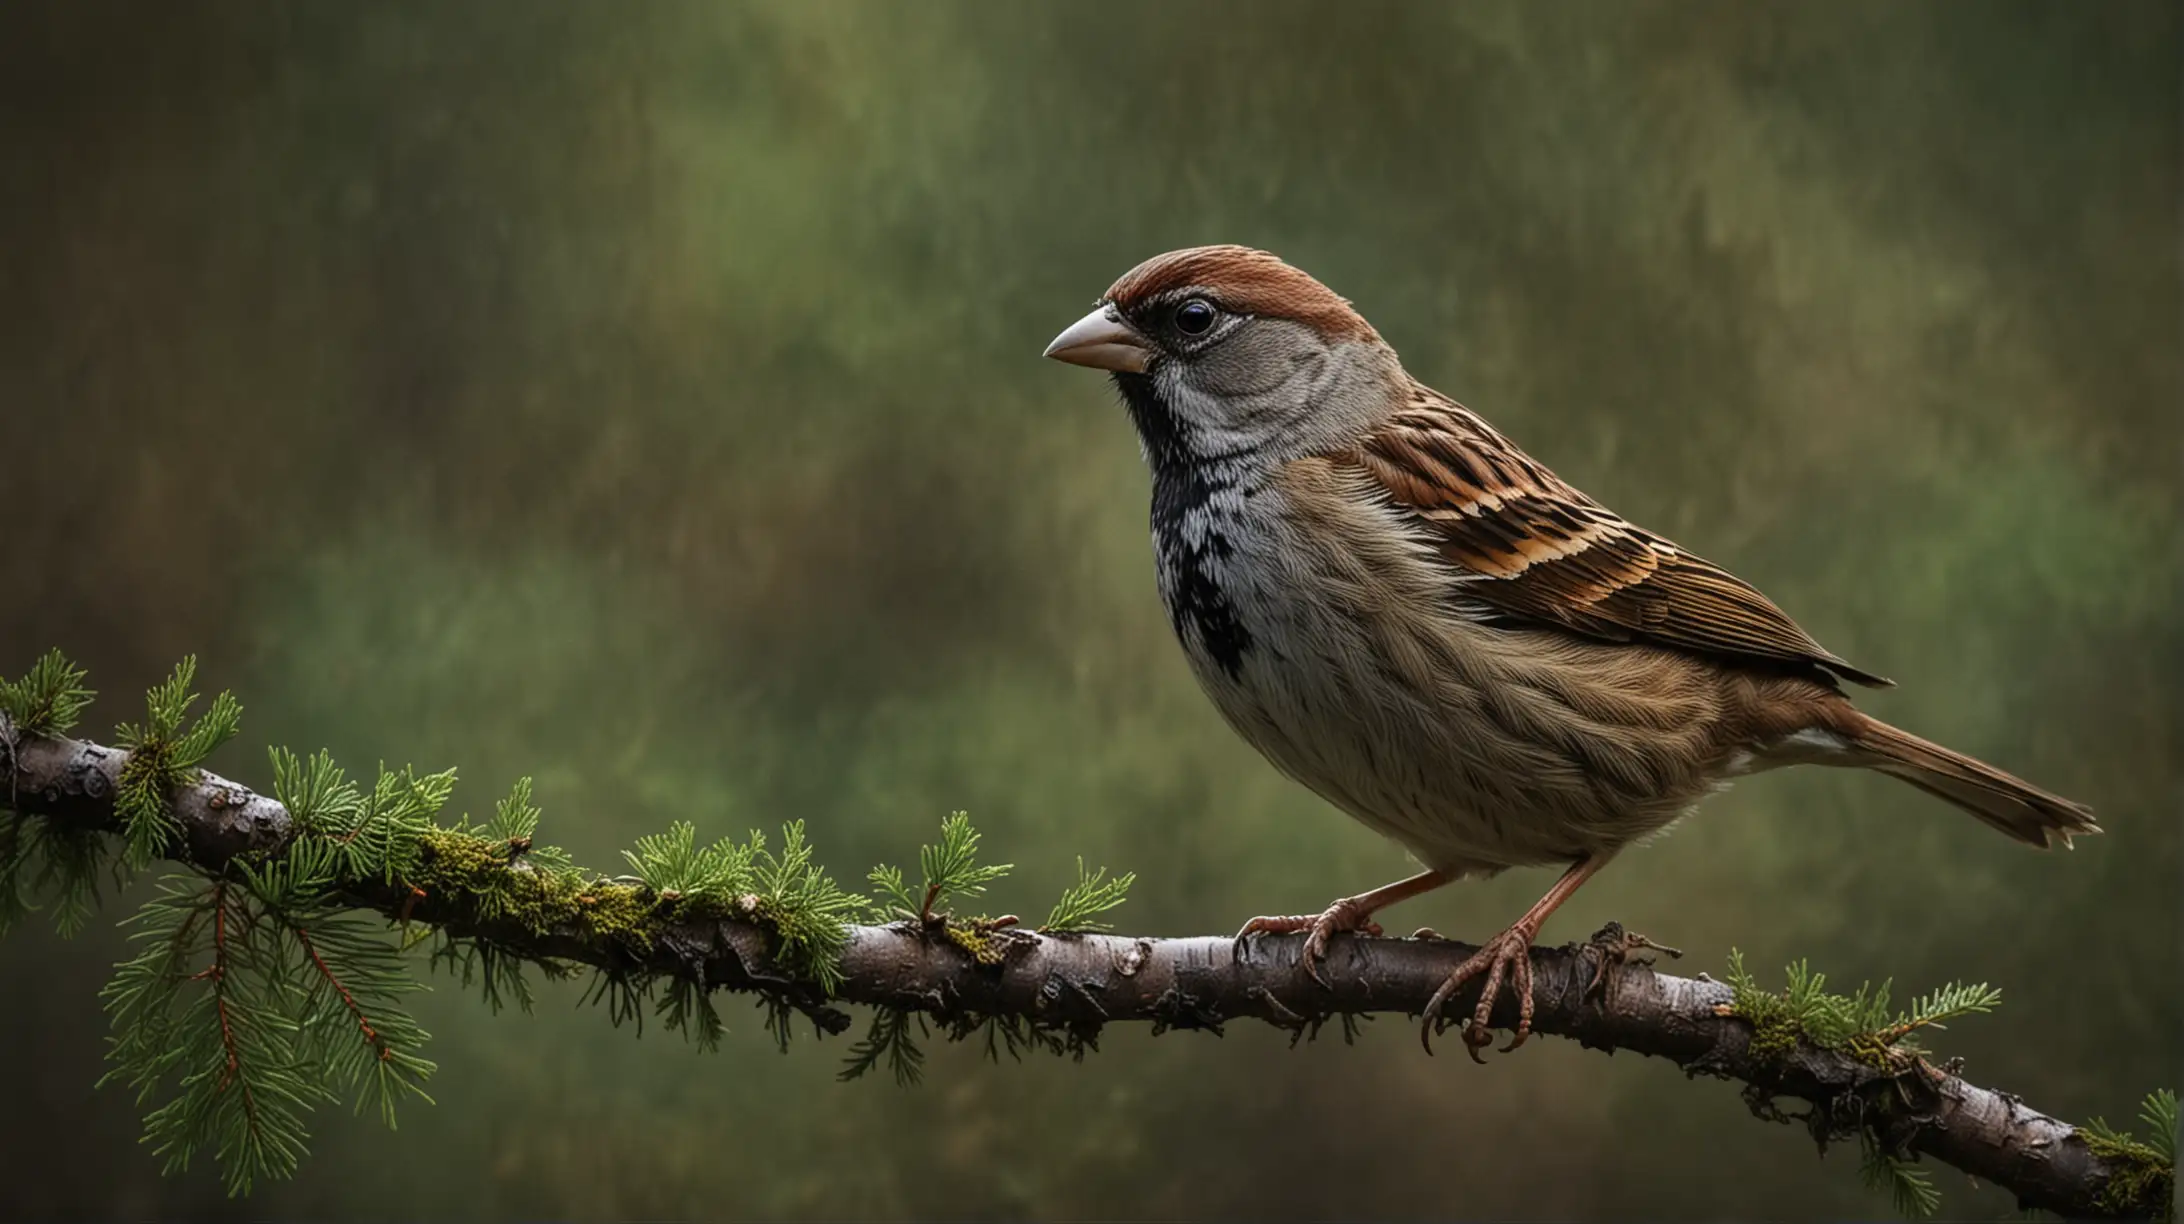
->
[1043, 245, 2098, 1060]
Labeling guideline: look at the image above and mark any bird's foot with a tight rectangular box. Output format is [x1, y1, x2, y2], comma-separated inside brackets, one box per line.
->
[1420, 922, 1541, 1063]
[1583, 921, 1681, 1000]
[1234, 897, 1386, 986]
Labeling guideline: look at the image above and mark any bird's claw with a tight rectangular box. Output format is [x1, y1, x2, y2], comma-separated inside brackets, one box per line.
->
[1233, 902, 1385, 985]
[1420, 924, 1539, 1060]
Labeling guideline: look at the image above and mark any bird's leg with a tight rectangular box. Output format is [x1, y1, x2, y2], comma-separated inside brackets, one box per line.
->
[1420, 853, 1613, 1062]
[1235, 869, 1451, 986]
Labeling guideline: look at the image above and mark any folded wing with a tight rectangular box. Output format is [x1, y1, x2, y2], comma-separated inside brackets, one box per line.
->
[1348, 387, 1890, 688]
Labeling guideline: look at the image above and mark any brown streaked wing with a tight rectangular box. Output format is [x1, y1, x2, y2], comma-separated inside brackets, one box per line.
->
[1347, 388, 1891, 688]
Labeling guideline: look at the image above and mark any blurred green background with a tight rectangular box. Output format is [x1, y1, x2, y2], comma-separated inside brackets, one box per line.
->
[2, 2, 2175, 1219]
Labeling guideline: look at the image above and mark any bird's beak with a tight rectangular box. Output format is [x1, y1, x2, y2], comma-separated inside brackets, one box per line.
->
[1043, 305, 1151, 373]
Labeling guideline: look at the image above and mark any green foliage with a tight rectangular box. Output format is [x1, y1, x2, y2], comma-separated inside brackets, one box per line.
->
[866, 863, 914, 922]
[113, 657, 243, 870]
[841, 1007, 928, 1086]
[2079, 1089, 2177, 1219]
[1859, 1133, 1942, 1219]
[114, 657, 244, 771]
[2, 652, 1143, 1195]
[918, 812, 1011, 908]
[428, 932, 576, 1016]
[952, 1009, 1102, 1066]
[869, 811, 1011, 924]
[750, 821, 864, 992]
[240, 839, 436, 1128]
[0, 647, 94, 735]
[1888, 980, 2006, 1046]
[426, 776, 574, 883]
[484, 776, 540, 845]
[269, 747, 362, 835]
[99, 847, 435, 1196]
[2151, 1089, 2181, 1161]
[1039, 857, 1135, 934]
[657, 976, 727, 1052]
[2, 653, 138, 934]
[843, 825, 1134, 1083]
[867, 814, 1135, 939]
[113, 747, 186, 871]
[619, 819, 863, 992]
[360, 765, 458, 884]
[487, 778, 573, 872]
[1722, 949, 2000, 1063]
[839, 1000, 1101, 1084]
[841, 826, 1132, 1083]
[96, 737, 454, 1197]
[1720, 952, 1895, 1049]
[100, 875, 318, 1195]
[400, 815, 866, 1042]
[622, 819, 757, 899]
[0, 810, 116, 936]
[1723, 950, 2008, 1220]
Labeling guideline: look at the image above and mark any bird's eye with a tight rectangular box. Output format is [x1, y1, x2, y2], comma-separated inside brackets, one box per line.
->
[1173, 298, 1217, 336]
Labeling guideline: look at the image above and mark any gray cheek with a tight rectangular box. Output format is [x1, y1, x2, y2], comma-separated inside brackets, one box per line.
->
[1192, 320, 1325, 398]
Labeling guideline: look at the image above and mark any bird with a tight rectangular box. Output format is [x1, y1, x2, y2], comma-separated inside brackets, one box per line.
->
[1041, 244, 2099, 1060]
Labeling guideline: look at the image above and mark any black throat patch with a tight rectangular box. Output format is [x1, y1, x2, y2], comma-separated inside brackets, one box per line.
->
[1113, 373, 1255, 681]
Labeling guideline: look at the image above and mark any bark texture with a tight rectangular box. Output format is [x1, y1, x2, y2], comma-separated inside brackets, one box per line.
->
[0, 719, 2161, 1219]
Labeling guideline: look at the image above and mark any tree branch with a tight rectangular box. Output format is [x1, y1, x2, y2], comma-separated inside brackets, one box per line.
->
[0, 719, 2161, 1219]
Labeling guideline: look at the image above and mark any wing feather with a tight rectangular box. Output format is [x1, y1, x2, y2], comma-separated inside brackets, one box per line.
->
[1348, 388, 1890, 687]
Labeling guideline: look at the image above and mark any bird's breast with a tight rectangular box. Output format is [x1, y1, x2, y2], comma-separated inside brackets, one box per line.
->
[1146, 457, 1734, 872]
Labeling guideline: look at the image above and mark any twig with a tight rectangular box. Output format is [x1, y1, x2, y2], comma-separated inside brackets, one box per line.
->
[204, 881, 260, 1135]
[295, 925, 388, 1060]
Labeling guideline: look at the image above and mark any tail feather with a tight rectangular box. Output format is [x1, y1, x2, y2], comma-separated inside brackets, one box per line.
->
[1848, 715, 2099, 849]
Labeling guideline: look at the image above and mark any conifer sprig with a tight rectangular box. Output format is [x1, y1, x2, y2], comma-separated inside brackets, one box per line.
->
[112, 657, 243, 869]
[102, 876, 326, 1195]
[752, 821, 865, 991]
[1039, 857, 1135, 934]
[268, 748, 363, 836]
[1721, 950, 2020, 1219]
[840, 1007, 928, 1086]
[0, 646, 94, 735]
[241, 838, 436, 1129]
[2, 652, 887, 1191]
[1861, 1132, 1944, 1219]
[622, 820, 757, 899]
[845, 824, 1130, 1081]
[97, 835, 440, 1196]
[2078, 1089, 2178, 1218]
[869, 811, 1014, 926]
[1722, 949, 2001, 1055]
[2150, 1089, 2180, 1160]
[0, 808, 116, 935]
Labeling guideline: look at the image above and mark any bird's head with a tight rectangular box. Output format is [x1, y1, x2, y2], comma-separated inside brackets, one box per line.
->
[1044, 245, 1405, 468]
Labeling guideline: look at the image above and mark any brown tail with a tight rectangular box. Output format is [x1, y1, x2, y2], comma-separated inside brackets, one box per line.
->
[1845, 715, 2098, 848]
